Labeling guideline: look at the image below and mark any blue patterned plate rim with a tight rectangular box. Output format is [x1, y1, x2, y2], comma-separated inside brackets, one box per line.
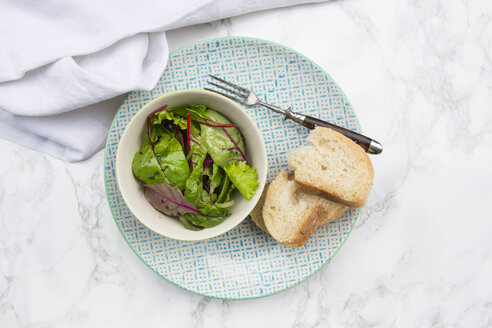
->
[104, 36, 362, 299]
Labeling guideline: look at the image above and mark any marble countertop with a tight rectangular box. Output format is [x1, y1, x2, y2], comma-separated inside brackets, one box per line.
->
[1, 0, 492, 326]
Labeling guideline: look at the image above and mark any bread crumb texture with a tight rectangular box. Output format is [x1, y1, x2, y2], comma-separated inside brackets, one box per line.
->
[288, 127, 374, 208]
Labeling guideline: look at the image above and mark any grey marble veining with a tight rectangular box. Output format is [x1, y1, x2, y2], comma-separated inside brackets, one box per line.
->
[1, 0, 492, 327]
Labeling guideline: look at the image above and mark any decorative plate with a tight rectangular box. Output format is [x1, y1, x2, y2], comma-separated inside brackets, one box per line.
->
[104, 36, 362, 299]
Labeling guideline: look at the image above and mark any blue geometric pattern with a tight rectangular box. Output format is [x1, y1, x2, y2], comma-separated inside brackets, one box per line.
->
[104, 37, 361, 299]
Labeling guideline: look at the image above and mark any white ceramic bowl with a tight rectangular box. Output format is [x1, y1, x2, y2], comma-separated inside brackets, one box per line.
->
[116, 90, 267, 241]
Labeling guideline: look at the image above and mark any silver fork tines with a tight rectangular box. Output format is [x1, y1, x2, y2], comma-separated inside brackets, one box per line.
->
[208, 81, 247, 99]
[208, 74, 249, 93]
[206, 75, 257, 105]
[206, 74, 282, 110]
[203, 87, 245, 104]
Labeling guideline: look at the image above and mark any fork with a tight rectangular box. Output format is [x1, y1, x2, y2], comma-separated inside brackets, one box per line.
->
[205, 75, 383, 154]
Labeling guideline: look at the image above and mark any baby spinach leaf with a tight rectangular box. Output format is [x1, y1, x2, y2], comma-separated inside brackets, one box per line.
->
[144, 183, 201, 216]
[210, 164, 223, 194]
[186, 121, 207, 171]
[216, 175, 234, 204]
[180, 203, 230, 228]
[132, 141, 168, 185]
[143, 108, 170, 181]
[224, 161, 259, 201]
[200, 188, 214, 204]
[198, 202, 231, 219]
[152, 133, 190, 190]
[181, 154, 233, 229]
[180, 213, 226, 229]
[184, 154, 206, 205]
[172, 126, 185, 152]
[203, 163, 223, 204]
[179, 216, 203, 231]
[132, 130, 190, 190]
[200, 110, 246, 168]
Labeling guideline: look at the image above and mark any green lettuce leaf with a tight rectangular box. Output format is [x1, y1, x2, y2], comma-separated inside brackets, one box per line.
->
[224, 161, 259, 201]
[213, 200, 235, 208]
[169, 104, 209, 120]
[153, 105, 210, 131]
[152, 110, 187, 130]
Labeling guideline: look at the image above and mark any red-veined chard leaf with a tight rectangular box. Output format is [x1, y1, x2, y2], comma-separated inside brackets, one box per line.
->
[144, 183, 201, 216]
[133, 126, 190, 190]
[199, 110, 247, 168]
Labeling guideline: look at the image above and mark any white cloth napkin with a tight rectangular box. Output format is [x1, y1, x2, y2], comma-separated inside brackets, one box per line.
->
[0, 0, 321, 162]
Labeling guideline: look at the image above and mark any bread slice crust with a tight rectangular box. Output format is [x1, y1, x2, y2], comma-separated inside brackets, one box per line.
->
[282, 205, 324, 247]
[261, 170, 348, 247]
[288, 127, 374, 208]
[250, 183, 269, 232]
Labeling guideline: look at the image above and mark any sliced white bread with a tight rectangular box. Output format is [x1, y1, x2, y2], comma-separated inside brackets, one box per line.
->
[261, 170, 348, 247]
[318, 200, 349, 226]
[251, 181, 347, 232]
[288, 127, 374, 208]
[250, 183, 269, 232]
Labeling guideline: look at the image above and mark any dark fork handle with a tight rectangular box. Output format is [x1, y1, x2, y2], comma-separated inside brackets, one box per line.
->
[302, 115, 383, 154]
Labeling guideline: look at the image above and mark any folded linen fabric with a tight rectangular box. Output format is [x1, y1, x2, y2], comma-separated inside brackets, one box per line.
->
[0, 0, 322, 161]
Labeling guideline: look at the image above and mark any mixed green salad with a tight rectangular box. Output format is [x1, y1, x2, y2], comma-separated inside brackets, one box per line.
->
[132, 104, 259, 230]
